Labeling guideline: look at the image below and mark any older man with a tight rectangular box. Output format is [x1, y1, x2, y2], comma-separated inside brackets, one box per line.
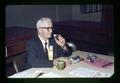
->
[26, 17, 71, 68]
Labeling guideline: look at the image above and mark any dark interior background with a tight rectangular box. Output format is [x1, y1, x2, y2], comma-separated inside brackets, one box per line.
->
[5, 5, 113, 76]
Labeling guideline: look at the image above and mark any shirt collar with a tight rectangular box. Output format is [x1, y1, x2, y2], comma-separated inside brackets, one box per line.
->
[38, 34, 49, 48]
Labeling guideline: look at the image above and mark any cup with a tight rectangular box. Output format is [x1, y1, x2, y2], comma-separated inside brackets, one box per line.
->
[56, 60, 66, 70]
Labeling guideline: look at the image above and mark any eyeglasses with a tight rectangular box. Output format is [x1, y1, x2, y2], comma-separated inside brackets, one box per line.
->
[40, 27, 55, 31]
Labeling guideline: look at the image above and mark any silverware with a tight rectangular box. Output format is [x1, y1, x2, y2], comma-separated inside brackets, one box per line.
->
[35, 72, 44, 78]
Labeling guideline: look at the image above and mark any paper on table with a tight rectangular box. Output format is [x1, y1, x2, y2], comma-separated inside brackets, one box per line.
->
[83, 58, 113, 68]
[69, 67, 113, 78]
[40, 72, 62, 78]
[8, 70, 43, 78]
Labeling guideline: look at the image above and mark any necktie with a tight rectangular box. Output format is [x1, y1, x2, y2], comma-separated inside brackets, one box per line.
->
[44, 42, 48, 59]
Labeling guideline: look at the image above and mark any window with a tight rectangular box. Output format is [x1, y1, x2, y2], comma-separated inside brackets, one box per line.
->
[80, 5, 102, 13]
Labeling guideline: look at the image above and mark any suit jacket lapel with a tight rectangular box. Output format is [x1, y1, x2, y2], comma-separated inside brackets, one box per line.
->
[35, 36, 46, 59]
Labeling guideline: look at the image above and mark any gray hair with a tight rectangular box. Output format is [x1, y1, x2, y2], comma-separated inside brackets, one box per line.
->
[36, 17, 52, 28]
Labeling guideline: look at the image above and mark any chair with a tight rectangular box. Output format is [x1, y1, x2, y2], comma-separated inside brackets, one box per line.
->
[13, 59, 19, 73]
[6, 46, 8, 57]
[12, 53, 26, 73]
[67, 42, 77, 52]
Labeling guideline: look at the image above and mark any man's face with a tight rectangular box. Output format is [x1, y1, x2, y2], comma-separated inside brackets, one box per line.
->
[37, 23, 53, 40]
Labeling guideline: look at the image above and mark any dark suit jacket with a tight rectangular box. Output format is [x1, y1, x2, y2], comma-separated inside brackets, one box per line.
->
[25, 35, 71, 68]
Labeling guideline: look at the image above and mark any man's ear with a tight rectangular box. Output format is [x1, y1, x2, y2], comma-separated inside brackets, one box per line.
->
[37, 28, 42, 32]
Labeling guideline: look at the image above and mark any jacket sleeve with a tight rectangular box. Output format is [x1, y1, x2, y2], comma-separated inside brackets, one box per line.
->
[56, 43, 72, 57]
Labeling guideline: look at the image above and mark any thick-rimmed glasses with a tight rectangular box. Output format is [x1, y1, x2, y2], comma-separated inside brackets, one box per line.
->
[40, 27, 55, 31]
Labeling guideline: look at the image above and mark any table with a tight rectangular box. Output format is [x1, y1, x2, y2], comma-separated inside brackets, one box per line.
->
[8, 50, 114, 78]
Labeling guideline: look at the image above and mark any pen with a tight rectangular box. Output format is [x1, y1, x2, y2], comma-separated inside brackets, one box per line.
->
[102, 62, 113, 68]
[35, 72, 44, 78]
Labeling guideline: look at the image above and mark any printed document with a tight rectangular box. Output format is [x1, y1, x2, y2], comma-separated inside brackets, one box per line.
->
[69, 67, 113, 78]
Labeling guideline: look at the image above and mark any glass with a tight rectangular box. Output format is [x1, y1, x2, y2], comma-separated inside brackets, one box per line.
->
[56, 61, 66, 70]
